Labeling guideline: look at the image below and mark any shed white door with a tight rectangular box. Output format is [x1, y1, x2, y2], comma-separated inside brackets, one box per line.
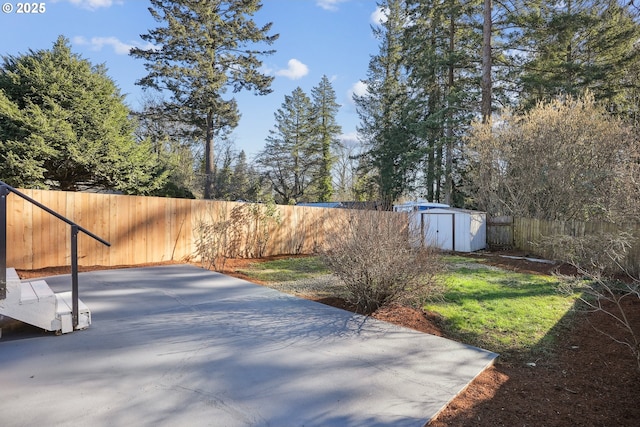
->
[422, 213, 454, 251]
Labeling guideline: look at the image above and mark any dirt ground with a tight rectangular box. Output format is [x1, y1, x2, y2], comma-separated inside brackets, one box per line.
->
[16, 253, 640, 426]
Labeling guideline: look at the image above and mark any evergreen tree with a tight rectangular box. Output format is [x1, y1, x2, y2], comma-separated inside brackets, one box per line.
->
[350, 0, 640, 208]
[130, 0, 278, 199]
[516, 0, 640, 113]
[355, 0, 421, 209]
[352, 154, 379, 202]
[213, 144, 235, 200]
[135, 95, 198, 198]
[0, 36, 164, 194]
[257, 87, 318, 204]
[231, 150, 255, 200]
[310, 75, 342, 202]
[481, 0, 492, 123]
[404, 0, 481, 204]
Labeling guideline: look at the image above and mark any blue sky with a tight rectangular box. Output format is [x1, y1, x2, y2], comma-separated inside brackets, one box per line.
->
[0, 0, 384, 157]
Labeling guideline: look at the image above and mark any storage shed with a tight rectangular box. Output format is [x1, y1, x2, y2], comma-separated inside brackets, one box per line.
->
[407, 207, 487, 252]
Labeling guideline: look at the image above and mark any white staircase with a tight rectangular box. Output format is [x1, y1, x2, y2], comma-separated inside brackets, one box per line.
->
[0, 268, 91, 335]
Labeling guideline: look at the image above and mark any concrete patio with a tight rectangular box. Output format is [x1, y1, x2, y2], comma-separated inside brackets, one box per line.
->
[0, 265, 497, 427]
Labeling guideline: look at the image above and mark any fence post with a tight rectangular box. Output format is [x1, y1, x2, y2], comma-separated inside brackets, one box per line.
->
[0, 184, 8, 300]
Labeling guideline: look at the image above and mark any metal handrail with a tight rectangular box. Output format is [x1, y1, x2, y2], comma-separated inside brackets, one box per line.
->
[0, 180, 111, 329]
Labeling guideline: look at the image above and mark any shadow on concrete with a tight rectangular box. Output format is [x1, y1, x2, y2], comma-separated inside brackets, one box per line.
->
[0, 265, 497, 427]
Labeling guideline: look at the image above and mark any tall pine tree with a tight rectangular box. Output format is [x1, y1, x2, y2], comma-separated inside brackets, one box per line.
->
[404, 0, 482, 204]
[257, 87, 318, 204]
[516, 0, 640, 113]
[130, 0, 278, 199]
[355, 0, 421, 209]
[310, 75, 342, 202]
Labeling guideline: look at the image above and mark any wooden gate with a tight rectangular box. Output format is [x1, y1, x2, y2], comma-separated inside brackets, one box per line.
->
[487, 216, 513, 249]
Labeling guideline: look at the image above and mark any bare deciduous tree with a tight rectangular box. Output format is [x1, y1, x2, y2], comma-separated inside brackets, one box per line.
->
[465, 93, 640, 223]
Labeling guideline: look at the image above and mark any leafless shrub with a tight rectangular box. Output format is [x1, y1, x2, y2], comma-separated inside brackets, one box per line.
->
[547, 233, 640, 371]
[560, 271, 640, 371]
[319, 210, 444, 314]
[194, 201, 281, 270]
[539, 231, 636, 276]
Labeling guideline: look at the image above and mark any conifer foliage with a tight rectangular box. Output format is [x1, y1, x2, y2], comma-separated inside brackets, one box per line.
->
[257, 77, 342, 205]
[258, 87, 317, 205]
[130, 0, 278, 199]
[311, 75, 342, 202]
[0, 36, 163, 194]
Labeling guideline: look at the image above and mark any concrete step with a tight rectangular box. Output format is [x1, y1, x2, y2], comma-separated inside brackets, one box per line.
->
[0, 268, 91, 335]
[21, 280, 55, 304]
[55, 291, 91, 333]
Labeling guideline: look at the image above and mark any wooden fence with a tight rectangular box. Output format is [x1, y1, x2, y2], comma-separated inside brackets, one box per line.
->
[511, 217, 640, 275]
[6, 189, 404, 270]
[9, 189, 637, 273]
[486, 216, 514, 249]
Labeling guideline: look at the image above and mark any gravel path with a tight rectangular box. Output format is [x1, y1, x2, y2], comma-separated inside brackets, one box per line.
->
[264, 274, 348, 298]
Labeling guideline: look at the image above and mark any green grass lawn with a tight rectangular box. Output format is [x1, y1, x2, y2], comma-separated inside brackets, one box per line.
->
[237, 254, 578, 359]
[427, 256, 578, 358]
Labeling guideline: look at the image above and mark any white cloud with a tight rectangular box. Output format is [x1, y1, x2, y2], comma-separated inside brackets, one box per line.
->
[371, 6, 388, 24]
[54, 0, 122, 10]
[339, 131, 360, 145]
[73, 36, 155, 55]
[276, 59, 309, 80]
[316, 0, 349, 11]
[348, 81, 368, 103]
[370, 6, 413, 28]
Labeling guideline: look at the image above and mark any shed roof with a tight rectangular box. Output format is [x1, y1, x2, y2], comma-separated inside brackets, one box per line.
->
[421, 207, 486, 215]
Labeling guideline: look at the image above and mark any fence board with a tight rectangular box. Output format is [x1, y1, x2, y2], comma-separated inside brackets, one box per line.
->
[5, 189, 410, 270]
[487, 216, 513, 249]
[8, 189, 638, 275]
[513, 217, 640, 275]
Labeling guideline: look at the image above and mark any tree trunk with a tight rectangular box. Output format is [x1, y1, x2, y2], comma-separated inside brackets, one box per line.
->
[320, 135, 332, 202]
[443, 13, 455, 206]
[481, 0, 492, 123]
[426, 136, 436, 202]
[204, 111, 215, 199]
[435, 138, 443, 203]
